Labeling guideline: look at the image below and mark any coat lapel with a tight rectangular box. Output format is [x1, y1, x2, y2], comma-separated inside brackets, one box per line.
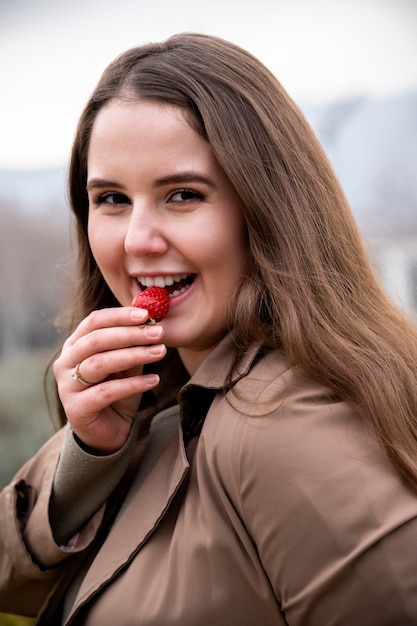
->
[68, 427, 189, 621]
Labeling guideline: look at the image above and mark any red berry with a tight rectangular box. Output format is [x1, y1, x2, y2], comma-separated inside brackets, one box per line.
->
[132, 286, 170, 322]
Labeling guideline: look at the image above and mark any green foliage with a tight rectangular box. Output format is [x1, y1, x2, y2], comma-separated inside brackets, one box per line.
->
[0, 614, 34, 625]
[0, 350, 56, 489]
[0, 351, 58, 622]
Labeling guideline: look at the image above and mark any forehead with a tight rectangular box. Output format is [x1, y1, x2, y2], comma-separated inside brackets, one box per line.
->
[87, 99, 229, 188]
[89, 100, 205, 158]
[91, 99, 192, 143]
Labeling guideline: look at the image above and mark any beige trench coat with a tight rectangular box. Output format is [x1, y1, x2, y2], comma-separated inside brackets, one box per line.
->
[1, 336, 417, 625]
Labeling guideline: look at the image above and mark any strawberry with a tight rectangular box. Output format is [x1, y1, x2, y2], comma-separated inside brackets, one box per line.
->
[132, 286, 170, 322]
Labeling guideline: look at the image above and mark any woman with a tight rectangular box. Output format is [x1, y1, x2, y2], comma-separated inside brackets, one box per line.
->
[1, 33, 417, 625]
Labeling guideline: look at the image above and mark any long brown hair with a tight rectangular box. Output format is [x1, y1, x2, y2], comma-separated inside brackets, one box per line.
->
[55, 33, 417, 491]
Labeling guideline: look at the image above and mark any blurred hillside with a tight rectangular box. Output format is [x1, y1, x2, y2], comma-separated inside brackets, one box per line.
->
[0, 88, 416, 487]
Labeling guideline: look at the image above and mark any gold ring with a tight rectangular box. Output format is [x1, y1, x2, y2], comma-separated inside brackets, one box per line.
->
[71, 362, 93, 387]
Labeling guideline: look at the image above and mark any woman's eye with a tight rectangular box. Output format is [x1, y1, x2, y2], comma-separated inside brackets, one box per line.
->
[96, 192, 130, 206]
[168, 189, 204, 203]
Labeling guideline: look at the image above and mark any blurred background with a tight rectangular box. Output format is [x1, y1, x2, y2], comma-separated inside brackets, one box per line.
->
[0, 0, 416, 584]
[0, 0, 416, 622]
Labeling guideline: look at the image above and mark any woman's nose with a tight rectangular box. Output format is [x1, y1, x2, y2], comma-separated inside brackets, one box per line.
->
[124, 205, 168, 257]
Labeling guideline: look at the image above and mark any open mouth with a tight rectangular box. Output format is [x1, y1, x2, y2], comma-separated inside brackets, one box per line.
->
[137, 273, 195, 296]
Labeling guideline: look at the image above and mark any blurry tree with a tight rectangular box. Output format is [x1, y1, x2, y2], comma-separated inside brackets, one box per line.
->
[0, 198, 72, 356]
[0, 350, 56, 487]
[0, 196, 72, 486]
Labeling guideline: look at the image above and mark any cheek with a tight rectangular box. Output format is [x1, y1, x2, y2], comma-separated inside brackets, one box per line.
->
[88, 219, 120, 272]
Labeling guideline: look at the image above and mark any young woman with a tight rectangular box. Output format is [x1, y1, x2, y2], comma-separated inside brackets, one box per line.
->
[1, 33, 417, 625]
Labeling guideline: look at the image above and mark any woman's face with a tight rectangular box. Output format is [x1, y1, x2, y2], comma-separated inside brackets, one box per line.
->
[87, 99, 247, 373]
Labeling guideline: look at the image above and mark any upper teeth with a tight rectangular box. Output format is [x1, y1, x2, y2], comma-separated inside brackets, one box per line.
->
[138, 274, 191, 288]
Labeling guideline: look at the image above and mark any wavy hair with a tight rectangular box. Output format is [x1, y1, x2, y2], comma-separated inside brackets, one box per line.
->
[52, 33, 417, 492]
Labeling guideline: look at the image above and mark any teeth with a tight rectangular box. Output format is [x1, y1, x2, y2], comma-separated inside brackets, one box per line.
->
[137, 273, 191, 288]
[171, 286, 189, 296]
[154, 276, 166, 288]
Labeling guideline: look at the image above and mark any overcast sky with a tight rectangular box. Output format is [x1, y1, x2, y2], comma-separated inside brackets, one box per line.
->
[1, 0, 416, 170]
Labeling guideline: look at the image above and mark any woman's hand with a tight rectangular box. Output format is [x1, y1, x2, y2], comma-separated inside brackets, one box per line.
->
[53, 306, 166, 454]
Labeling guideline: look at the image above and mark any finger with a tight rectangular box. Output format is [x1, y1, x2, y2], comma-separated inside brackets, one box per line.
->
[60, 324, 164, 383]
[65, 372, 160, 425]
[71, 343, 167, 387]
[71, 323, 163, 365]
[66, 306, 150, 347]
[63, 373, 161, 451]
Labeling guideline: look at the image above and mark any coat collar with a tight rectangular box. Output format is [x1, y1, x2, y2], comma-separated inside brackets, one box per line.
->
[139, 334, 264, 423]
[185, 334, 263, 391]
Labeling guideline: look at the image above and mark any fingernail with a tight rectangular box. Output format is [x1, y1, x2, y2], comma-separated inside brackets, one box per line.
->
[131, 308, 147, 322]
[147, 344, 165, 356]
[144, 325, 163, 339]
[144, 374, 160, 387]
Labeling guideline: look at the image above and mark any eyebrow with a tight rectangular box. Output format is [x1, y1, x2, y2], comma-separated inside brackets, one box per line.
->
[86, 178, 120, 192]
[154, 173, 215, 187]
[86, 172, 215, 192]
